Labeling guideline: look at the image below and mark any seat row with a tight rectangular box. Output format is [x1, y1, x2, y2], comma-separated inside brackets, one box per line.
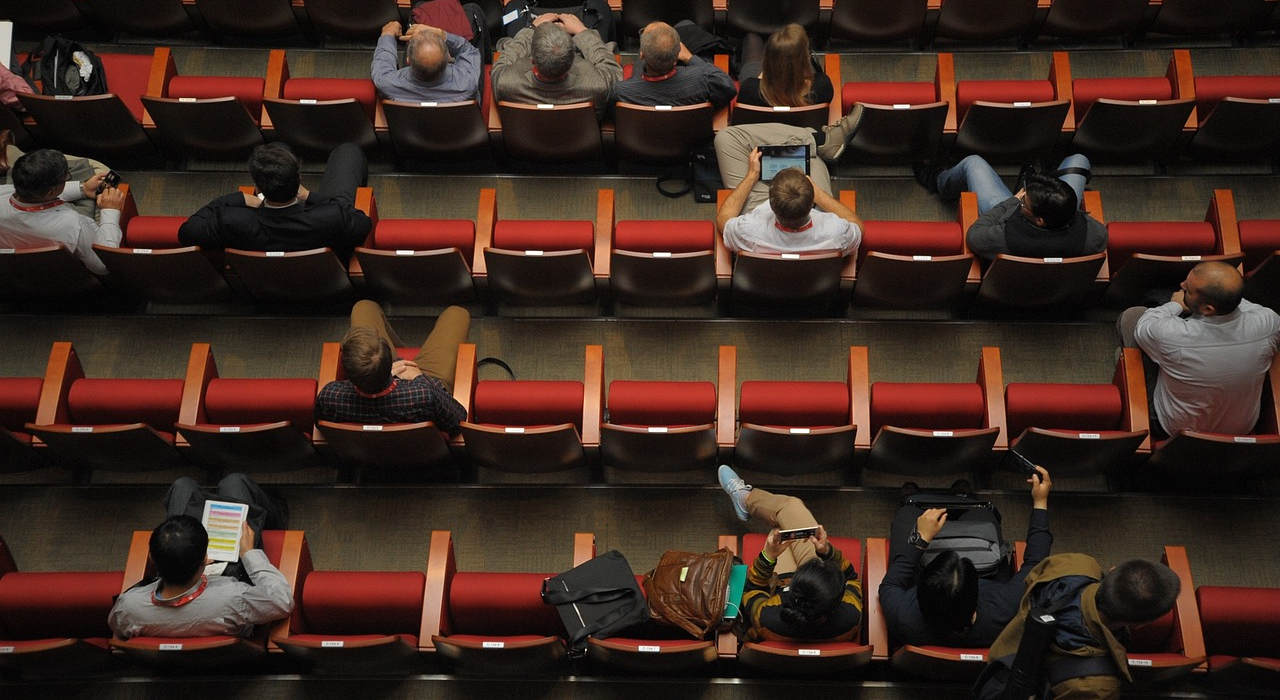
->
[6, 45, 1280, 170]
[2, 529, 1269, 690]
[10, 183, 1280, 319]
[4, 340, 1278, 487]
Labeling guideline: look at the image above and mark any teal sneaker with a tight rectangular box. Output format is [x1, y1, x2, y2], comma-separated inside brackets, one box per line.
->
[718, 464, 751, 522]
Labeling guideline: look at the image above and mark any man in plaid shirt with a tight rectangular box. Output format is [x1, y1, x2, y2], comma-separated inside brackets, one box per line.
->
[315, 301, 470, 436]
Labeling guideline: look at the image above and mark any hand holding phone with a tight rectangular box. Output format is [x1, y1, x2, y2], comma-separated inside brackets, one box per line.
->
[98, 170, 120, 195]
[778, 526, 819, 542]
[1009, 449, 1040, 478]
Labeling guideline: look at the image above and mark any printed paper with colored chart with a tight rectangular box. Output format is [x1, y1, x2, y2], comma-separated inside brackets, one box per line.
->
[201, 500, 248, 563]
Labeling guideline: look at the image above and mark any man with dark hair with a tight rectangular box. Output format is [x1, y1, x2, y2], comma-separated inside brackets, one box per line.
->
[178, 142, 371, 259]
[880, 467, 1054, 648]
[983, 554, 1181, 698]
[372, 20, 481, 102]
[612, 21, 736, 109]
[0, 147, 123, 275]
[108, 474, 292, 639]
[917, 153, 1107, 261]
[715, 148, 862, 256]
[315, 300, 470, 436]
[1117, 261, 1280, 437]
[491, 13, 622, 121]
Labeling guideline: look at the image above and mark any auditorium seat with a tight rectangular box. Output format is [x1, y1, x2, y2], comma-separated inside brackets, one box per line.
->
[262, 51, 379, 158]
[621, 0, 714, 37]
[1238, 216, 1280, 311]
[850, 191, 972, 309]
[457, 344, 602, 482]
[607, 216, 724, 308]
[1185, 68, 1280, 160]
[1035, 0, 1148, 40]
[494, 101, 603, 163]
[725, 345, 862, 478]
[82, 0, 195, 37]
[1197, 584, 1280, 688]
[731, 53, 841, 130]
[931, 0, 1038, 43]
[272, 541, 428, 674]
[599, 350, 723, 482]
[17, 52, 158, 164]
[615, 102, 716, 165]
[828, 0, 928, 43]
[298, 0, 399, 39]
[140, 47, 268, 161]
[0, 245, 101, 302]
[175, 343, 320, 474]
[725, 0, 820, 36]
[192, 0, 301, 38]
[477, 189, 607, 308]
[834, 53, 948, 165]
[424, 530, 570, 674]
[351, 188, 480, 305]
[314, 341, 459, 481]
[1102, 189, 1243, 306]
[24, 341, 186, 476]
[111, 529, 308, 669]
[0, 536, 124, 678]
[0, 0, 89, 32]
[1003, 347, 1150, 481]
[735, 531, 873, 675]
[1122, 546, 1207, 684]
[947, 51, 1071, 163]
[383, 95, 494, 164]
[1067, 50, 1196, 162]
[0, 368, 42, 472]
[1144, 0, 1273, 38]
[862, 346, 1004, 485]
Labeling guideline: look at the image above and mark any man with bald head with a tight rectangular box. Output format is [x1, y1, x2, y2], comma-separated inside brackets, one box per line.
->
[613, 22, 735, 108]
[1118, 261, 1280, 437]
[372, 21, 481, 103]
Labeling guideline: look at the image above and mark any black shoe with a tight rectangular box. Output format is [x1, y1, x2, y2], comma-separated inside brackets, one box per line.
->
[1014, 163, 1037, 194]
[912, 162, 942, 194]
[264, 487, 289, 530]
[949, 479, 973, 497]
[900, 481, 921, 503]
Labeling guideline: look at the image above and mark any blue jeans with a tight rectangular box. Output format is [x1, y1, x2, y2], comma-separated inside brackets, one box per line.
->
[936, 154, 1091, 214]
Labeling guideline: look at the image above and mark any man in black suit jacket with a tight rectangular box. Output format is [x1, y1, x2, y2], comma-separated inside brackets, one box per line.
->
[178, 142, 372, 259]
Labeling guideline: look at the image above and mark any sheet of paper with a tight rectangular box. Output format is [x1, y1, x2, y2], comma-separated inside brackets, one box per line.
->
[201, 500, 248, 563]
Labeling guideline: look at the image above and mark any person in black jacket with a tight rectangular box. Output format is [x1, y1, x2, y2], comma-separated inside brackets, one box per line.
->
[178, 142, 371, 260]
[879, 466, 1054, 649]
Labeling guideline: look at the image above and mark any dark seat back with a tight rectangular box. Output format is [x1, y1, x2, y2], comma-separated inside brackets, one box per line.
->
[383, 100, 491, 162]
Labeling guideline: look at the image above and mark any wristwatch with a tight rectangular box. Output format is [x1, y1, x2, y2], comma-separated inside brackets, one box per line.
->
[907, 529, 929, 551]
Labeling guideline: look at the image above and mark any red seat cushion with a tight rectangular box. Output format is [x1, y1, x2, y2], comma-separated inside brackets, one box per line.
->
[373, 219, 475, 265]
[283, 78, 377, 120]
[67, 378, 185, 429]
[870, 382, 985, 435]
[614, 220, 714, 254]
[125, 216, 186, 249]
[0, 377, 42, 432]
[167, 76, 267, 119]
[956, 80, 1056, 122]
[1193, 76, 1280, 116]
[1197, 586, 1280, 658]
[1238, 219, 1280, 271]
[1106, 222, 1217, 270]
[739, 381, 850, 427]
[472, 381, 584, 429]
[742, 533, 862, 576]
[447, 572, 563, 636]
[1004, 383, 1123, 436]
[299, 571, 424, 635]
[202, 378, 317, 430]
[1072, 76, 1174, 116]
[860, 221, 964, 258]
[492, 220, 594, 253]
[0, 571, 124, 639]
[100, 53, 154, 122]
[842, 81, 937, 116]
[607, 380, 716, 426]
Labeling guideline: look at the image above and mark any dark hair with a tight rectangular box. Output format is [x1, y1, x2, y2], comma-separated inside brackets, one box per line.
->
[1024, 174, 1077, 229]
[11, 149, 68, 201]
[779, 558, 845, 632]
[768, 167, 814, 228]
[1096, 559, 1181, 624]
[759, 23, 814, 107]
[341, 327, 394, 394]
[918, 551, 979, 633]
[150, 515, 209, 586]
[248, 143, 301, 203]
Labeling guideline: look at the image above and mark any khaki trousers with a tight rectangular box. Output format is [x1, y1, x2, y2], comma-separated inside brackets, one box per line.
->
[745, 488, 820, 574]
[349, 300, 471, 391]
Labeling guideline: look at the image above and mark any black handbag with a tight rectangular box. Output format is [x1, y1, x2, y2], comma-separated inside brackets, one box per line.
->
[541, 550, 648, 657]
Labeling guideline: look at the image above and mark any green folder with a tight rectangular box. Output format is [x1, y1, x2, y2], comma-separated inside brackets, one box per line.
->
[723, 564, 748, 619]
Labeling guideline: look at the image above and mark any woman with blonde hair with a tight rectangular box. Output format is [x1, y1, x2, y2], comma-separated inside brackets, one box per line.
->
[737, 23, 833, 108]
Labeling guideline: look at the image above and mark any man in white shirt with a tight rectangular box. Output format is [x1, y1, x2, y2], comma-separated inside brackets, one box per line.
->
[0, 148, 123, 275]
[1118, 261, 1280, 436]
[716, 147, 862, 256]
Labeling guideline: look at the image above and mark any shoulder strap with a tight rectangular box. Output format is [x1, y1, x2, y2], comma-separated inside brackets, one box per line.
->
[1044, 653, 1119, 686]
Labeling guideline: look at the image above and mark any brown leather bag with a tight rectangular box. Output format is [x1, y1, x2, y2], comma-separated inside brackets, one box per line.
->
[643, 548, 735, 639]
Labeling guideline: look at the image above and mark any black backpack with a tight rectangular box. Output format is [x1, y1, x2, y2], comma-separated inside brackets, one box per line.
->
[20, 36, 108, 98]
[905, 495, 1011, 578]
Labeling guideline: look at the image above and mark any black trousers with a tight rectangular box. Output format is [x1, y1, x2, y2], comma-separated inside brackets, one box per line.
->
[310, 142, 368, 209]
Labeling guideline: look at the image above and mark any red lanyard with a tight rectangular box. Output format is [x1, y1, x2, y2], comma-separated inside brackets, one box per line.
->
[355, 377, 398, 398]
[152, 575, 208, 607]
[9, 196, 65, 212]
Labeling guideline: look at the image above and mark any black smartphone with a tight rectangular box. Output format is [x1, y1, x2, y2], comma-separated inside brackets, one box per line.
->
[1009, 449, 1041, 478]
[98, 170, 121, 194]
[778, 526, 818, 542]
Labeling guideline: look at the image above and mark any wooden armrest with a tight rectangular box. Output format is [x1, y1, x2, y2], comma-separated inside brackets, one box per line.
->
[1014, 540, 1026, 568]
[144, 47, 177, 129]
[936, 53, 957, 134]
[116, 183, 139, 230]
[34, 341, 81, 426]
[582, 345, 603, 447]
[1169, 50, 1197, 131]
[314, 342, 342, 445]
[1163, 545, 1206, 665]
[593, 189, 613, 279]
[122, 530, 153, 593]
[269, 530, 307, 651]
[839, 191, 857, 282]
[865, 538, 889, 660]
[713, 55, 731, 130]
[179, 343, 218, 431]
[1267, 354, 1280, 435]
[452, 343, 476, 435]
[978, 347, 1006, 448]
[824, 53, 842, 124]
[1083, 191, 1110, 282]
[573, 533, 595, 567]
[473, 188, 496, 277]
[1117, 348, 1151, 452]
[960, 192, 982, 285]
[1049, 51, 1075, 132]
[717, 345, 737, 450]
[849, 346, 871, 451]
[1208, 189, 1241, 256]
[374, 99, 387, 132]
[421, 530, 455, 651]
[262, 50, 288, 131]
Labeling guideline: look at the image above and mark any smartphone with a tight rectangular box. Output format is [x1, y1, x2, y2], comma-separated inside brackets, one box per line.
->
[1009, 449, 1041, 478]
[778, 526, 818, 542]
[98, 170, 120, 194]
[758, 144, 810, 181]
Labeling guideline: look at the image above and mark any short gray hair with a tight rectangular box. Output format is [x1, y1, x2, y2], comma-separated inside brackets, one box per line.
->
[408, 31, 450, 83]
[531, 22, 574, 80]
[639, 23, 679, 76]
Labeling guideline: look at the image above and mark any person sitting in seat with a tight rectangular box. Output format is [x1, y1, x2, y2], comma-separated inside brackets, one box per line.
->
[612, 21, 736, 109]
[718, 466, 863, 642]
[735, 23, 832, 110]
[491, 13, 622, 121]
[372, 20, 482, 103]
[108, 474, 292, 639]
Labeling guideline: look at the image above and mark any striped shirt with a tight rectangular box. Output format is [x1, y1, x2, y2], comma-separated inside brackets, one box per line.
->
[314, 375, 467, 437]
[613, 56, 737, 109]
[741, 544, 863, 643]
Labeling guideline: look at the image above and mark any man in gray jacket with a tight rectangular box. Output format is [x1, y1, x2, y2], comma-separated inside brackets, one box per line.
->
[491, 13, 621, 121]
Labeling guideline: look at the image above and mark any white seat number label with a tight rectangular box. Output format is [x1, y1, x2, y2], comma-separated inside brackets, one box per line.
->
[159, 643, 183, 650]
[219, 426, 241, 433]
[483, 641, 505, 648]
[913, 255, 932, 261]
[505, 427, 525, 434]
[798, 649, 820, 656]
[133, 248, 153, 254]
[1079, 433, 1101, 439]
[363, 425, 383, 431]
[0, 646, 13, 653]
[72, 426, 93, 433]
[961, 653, 984, 661]
[1234, 436, 1257, 443]
[933, 430, 953, 437]
[322, 640, 344, 648]
[789, 428, 811, 434]
[1129, 658, 1153, 667]
[647, 426, 668, 433]
[639, 645, 661, 653]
